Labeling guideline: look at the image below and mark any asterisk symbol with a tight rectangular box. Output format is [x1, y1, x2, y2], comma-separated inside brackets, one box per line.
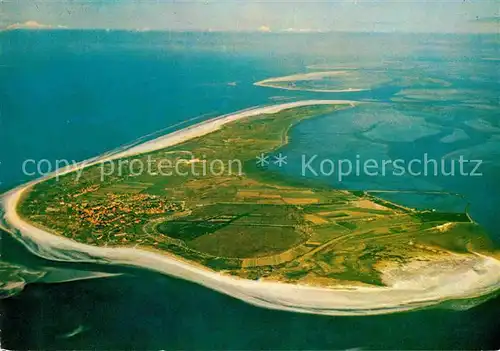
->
[273, 153, 287, 167]
[256, 153, 269, 167]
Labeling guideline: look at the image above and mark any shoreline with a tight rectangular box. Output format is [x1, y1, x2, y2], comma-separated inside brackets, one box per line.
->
[2, 100, 500, 316]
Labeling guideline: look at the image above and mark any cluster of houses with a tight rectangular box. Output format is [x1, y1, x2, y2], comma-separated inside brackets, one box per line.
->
[64, 193, 185, 228]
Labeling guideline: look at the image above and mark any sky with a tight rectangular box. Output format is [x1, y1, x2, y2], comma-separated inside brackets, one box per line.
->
[1, 0, 499, 33]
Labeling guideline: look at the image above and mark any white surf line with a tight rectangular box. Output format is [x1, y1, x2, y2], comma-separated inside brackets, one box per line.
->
[2, 100, 500, 316]
[254, 71, 369, 93]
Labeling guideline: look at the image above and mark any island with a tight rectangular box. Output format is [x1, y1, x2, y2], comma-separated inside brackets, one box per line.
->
[254, 71, 385, 93]
[2, 100, 499, 316]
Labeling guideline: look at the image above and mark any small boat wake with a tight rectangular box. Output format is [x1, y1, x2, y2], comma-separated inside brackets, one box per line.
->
[57, 324, 89, 339]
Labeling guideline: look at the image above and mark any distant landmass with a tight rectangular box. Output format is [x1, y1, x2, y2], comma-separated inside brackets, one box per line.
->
[4, 21, 67, 31]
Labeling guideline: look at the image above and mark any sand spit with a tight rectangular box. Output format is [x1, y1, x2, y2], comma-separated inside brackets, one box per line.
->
[254, 71, 368, 93]
[2, 100, 500, 316]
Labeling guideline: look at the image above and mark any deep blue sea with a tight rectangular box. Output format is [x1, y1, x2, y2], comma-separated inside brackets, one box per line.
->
[1, 30, 499, 349]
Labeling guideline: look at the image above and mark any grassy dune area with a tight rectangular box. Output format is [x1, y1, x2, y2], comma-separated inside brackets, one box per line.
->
[17, 105, 498, 287]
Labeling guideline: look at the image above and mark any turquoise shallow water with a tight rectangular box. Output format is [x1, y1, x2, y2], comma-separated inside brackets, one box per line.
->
[1, 30, 499, 349]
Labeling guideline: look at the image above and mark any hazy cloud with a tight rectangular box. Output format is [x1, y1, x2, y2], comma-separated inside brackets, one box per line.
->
[1, 0, 498, 33]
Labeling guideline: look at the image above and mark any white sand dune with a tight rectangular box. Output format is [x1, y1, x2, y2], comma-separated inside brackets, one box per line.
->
[2, 100, 500, 316]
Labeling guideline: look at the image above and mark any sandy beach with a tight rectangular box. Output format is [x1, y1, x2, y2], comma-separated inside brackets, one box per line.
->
[254, 71, 368, 93]
[2, 100, 500, 316]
